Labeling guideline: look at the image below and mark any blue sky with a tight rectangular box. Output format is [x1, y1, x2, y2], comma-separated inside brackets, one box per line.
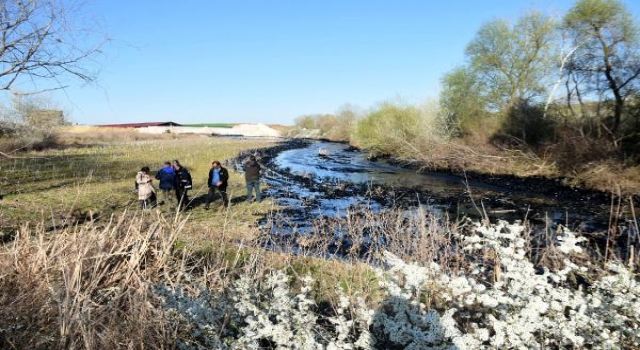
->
[34, 1, 640, 125]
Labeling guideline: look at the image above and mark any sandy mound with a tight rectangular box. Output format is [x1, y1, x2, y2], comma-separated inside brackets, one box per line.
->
[225, 123, 282, 137]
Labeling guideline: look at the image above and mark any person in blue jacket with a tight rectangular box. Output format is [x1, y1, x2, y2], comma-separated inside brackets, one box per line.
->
[155, 161, 177, 213]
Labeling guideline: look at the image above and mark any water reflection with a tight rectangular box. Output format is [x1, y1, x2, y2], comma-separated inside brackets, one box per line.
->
[274, 141, 504, 193]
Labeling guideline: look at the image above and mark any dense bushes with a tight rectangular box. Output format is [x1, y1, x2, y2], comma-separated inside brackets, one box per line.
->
[163, 220, 639, 349]
[291, 107, 357, 142]
[0, 120, 58, 154]
[352, 102, 442, 158]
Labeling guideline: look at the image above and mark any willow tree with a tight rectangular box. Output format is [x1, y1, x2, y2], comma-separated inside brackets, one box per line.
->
[563, 0, 640, 138]
[465, 11, 558, 112]
[440, 11, 558, 143]
[352, 103, 427, 158]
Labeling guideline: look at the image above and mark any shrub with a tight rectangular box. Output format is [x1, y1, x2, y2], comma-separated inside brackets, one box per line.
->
[352, 102, 441, 158]
[495, 100, 558, 147]
[0, 213, 182, 349]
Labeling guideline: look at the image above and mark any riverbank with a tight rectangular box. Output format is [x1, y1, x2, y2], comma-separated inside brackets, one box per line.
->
[394, 139, 640, 196]
[234, 139, 637, 232]
[1, 135, 638, 349]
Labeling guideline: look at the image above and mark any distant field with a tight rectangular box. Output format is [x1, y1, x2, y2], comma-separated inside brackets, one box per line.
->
[183, 123, 235, 128]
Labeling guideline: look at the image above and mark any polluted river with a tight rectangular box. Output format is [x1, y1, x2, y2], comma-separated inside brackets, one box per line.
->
[230, 139, 639, 260]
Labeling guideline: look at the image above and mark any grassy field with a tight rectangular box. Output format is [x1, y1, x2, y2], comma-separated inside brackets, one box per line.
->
[0, 134, 274, 229]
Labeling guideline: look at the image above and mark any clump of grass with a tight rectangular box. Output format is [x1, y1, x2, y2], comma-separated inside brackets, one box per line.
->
[0, 211, 183, 349]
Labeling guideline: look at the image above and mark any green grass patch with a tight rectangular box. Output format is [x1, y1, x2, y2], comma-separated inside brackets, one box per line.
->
[0, 137, 275, 228]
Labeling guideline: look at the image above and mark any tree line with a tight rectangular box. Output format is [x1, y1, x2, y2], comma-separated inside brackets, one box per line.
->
[297, 0, 640, 170]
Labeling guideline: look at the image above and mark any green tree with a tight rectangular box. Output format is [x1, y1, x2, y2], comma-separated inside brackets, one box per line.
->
[563, 0, 640, 138]
[316, 114, 339, 135]
[293, 115, 317, 130]
[352, 103, 426, 158]
[439, 67, 490, 138]
[465, 12, 558, 112]
[326, 104, 358, 141]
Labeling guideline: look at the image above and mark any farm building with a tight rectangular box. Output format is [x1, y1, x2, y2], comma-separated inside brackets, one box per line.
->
[97, 122, 182, 128]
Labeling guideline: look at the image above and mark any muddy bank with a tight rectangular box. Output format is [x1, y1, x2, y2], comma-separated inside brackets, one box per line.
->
[232, 139, 637, 228]
[228, 139, 639, 259]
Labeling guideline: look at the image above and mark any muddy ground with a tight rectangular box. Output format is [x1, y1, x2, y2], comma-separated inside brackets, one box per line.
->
[227, 138, 639, 258]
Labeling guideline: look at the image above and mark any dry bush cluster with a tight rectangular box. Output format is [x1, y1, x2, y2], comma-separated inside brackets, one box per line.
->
[0, 212, 184, 349]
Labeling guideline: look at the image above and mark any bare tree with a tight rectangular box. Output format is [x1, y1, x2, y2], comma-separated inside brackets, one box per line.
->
[0, 0, 104, 92]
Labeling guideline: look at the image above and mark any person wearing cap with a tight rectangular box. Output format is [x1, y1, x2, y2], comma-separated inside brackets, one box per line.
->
[243, 155, 262, 203]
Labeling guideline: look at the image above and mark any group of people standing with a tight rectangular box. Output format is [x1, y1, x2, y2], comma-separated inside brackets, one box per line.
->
[136, 159, 192, 212]
[135, 156, 263, 212]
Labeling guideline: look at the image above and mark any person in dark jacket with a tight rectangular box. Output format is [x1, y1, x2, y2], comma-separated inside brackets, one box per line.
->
[155, 161, 177, 213]
[243, 155, 262, 202]
[205, 160, 229, 209]
[172, 159, 192, 211]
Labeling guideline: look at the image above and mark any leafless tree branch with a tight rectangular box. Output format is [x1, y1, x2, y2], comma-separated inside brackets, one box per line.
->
[0, 0, 105, 92]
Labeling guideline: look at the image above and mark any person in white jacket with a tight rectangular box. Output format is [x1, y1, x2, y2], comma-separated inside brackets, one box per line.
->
[136, 166, 156, 209]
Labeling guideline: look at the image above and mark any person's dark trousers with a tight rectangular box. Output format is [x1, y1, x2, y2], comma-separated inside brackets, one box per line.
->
[175, 187, 190, 210]
[205, 186, 229, 208]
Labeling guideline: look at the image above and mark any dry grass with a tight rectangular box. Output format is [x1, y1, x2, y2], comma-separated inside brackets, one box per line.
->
[0, 208, 389, 349]
[410, 137, 557, 178]
[0, 212, 182, 349]
[53, 126, 179, 145]
[408, 136, 640, 195]
[1, 131, 635, 348]
[568, 161, 640, 195]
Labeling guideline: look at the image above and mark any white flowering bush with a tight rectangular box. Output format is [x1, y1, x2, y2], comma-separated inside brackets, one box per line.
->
[378, 220, 640, 349]
[231, 271, 374, 349]
[154, 284, 231, 349]
[154, 220, 638, 349]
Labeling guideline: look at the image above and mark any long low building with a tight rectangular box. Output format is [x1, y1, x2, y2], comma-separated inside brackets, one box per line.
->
[97, 122, 182, 128]
[95, 121, 282, 137]
[138, 124, 282, 137]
